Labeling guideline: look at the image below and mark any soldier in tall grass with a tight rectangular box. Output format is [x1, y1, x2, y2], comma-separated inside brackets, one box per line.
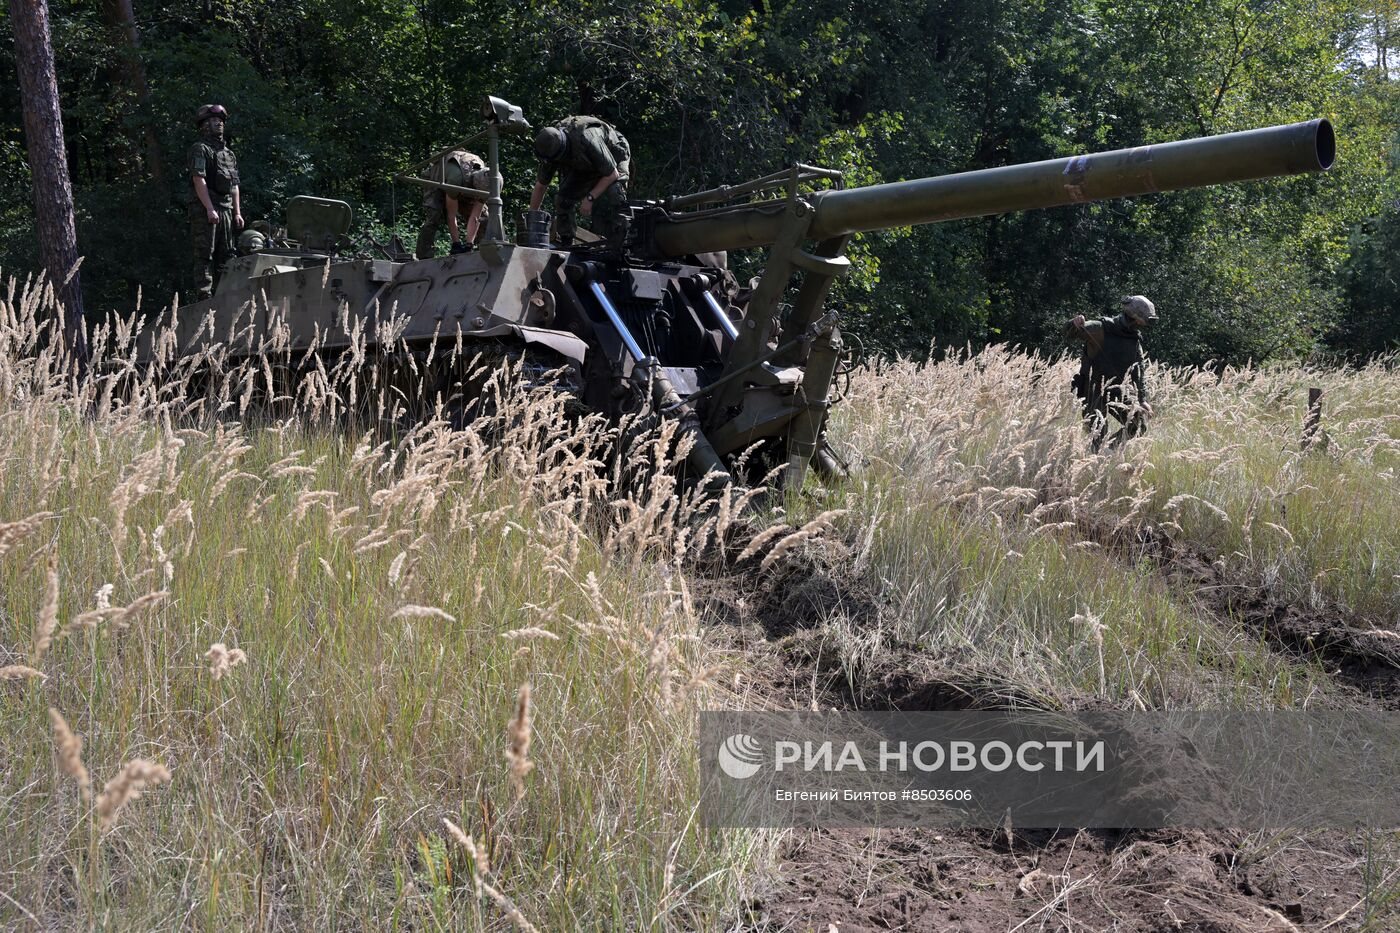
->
[1068, 295, 1157, 451]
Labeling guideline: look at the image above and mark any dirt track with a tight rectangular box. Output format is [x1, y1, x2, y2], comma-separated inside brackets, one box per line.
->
[701, 531, 1400, 932]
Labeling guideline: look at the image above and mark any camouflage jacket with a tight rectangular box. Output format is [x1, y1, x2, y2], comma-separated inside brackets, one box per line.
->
[423, 150, 487, 210]
[535, 116, 630, 189]
[1068, 313, 1147, 402]
[187, 135, 239, 210]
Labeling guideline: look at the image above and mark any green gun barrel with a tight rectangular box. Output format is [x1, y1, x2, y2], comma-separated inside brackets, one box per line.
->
[649, 119, 1334, 258]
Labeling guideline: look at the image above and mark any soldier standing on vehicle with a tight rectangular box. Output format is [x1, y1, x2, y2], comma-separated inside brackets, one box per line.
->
[415, 149, 491, 259]
[528, 115, 632, 248]
[1067, 295, 1157, 451]
[187, 103, 242, 301]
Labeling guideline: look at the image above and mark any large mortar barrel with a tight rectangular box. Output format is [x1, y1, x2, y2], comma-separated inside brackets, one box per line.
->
[649, 119, 1335, 258]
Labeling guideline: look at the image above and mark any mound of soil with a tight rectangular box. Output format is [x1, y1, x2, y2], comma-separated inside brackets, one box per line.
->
[742, 826, 1365, 932]
[700, 524, 1397, 932]
[1156, 541, 1400, 710]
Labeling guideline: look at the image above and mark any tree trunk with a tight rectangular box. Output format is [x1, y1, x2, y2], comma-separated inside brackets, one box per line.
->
[9, 0, 88, 375]
[101, 0, 164, 183]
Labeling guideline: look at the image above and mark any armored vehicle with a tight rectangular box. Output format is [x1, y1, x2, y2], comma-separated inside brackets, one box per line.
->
[141, 95, 1335, 488]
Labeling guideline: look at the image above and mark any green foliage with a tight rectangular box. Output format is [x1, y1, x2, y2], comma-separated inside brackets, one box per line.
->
[1336, 114, 1400, 357]
[1338, 201, 1400, 354]
[0, 0, 1396, 360]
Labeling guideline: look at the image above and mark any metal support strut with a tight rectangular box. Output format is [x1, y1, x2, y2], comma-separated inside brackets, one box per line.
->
[586, 274, 730, 485]
[700, 290, 740, 341]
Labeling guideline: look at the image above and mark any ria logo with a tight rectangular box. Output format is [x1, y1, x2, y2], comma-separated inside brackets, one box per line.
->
[718, 733, 765, 779]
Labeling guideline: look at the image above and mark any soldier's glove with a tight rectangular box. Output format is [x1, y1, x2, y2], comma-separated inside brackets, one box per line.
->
[450, 241, 473, 255]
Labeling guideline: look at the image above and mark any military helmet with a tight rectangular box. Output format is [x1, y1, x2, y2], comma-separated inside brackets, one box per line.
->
[1121, 294, 1158, 325]
[195, 103, 229, 127]
[236, 228, 266, 255]
[533, 126, 567, 161]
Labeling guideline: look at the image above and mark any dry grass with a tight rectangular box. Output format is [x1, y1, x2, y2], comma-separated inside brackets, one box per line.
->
[814, 347, 1400, 707]
[5, 266, 1400, 928]
[0, 274, 759, 929]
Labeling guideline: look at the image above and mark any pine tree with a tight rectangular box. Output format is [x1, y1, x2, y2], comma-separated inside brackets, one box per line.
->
[10, 0, 89, 375]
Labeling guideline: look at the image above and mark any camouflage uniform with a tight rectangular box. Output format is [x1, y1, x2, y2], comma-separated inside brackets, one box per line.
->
[415, 150, 491, 259]
[534, 116, 631, 246]
[1069, 312, 1150, 451]
[187, 128, 240, 300]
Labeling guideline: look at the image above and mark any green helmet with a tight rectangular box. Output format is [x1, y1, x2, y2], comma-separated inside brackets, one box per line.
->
[533, 126, 567, 161]
[1121, 294, 1158, 325]
[195, 103, 229, 127]
[237, 228, 266, 255]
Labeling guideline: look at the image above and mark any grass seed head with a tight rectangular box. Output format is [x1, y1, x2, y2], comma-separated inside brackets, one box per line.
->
[205, 642, 248, 680]
[501, 627, 560, 641]
[95, 758, 172, 831]
[31, 550, 59, 665]
[506, 682, 534, 801]
[736, 523, 792, 564]
[1, 664, 47, 682]
[0, 511, 54, 559]
[390, 604, 456, 623]
[48, 707, 91, 800]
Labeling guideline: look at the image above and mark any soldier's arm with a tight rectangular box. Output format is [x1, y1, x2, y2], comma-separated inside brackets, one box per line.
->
[192, 176, 217, 223]
[445, 195, 460, 243]
[464, 201, 484, 243]
[586, 168, 619, 201]
[581, 168, 619, 217]
[230, 154, 242, 229]
[529, 162, 557, 210]
[1131, 363, 1149, 406]
[583, 135, 618, 202]
[188, 144, 218, 222]
[1074, 319, 1105, 356]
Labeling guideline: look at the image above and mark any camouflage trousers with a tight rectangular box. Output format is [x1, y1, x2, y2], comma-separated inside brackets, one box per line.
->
[416, 202, 490, 259]
[191, 207, 235, 300]
[415, 203, 448, 260]
[555, 178, 629, 247]
[1081, 385, 1147, 452]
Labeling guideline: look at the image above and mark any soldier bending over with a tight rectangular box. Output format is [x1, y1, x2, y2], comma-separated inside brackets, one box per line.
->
[529, 115, 632, 248]
[416, 149, 490, 259]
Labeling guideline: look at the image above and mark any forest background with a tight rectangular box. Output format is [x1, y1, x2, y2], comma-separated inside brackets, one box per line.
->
[1, 0, 1397, 365]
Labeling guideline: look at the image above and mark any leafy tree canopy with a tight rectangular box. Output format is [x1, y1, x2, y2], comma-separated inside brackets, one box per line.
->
[1, 0, 1396, 363]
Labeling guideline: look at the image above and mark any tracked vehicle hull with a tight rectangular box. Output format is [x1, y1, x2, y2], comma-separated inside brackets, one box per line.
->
[137, 235, 767, 473]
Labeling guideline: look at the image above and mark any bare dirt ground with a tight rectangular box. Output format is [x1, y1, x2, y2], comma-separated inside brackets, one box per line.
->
[700, 535, 1400, 932]
[744, 825, 1368, 933]
[1155, 544, 1400, 713]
